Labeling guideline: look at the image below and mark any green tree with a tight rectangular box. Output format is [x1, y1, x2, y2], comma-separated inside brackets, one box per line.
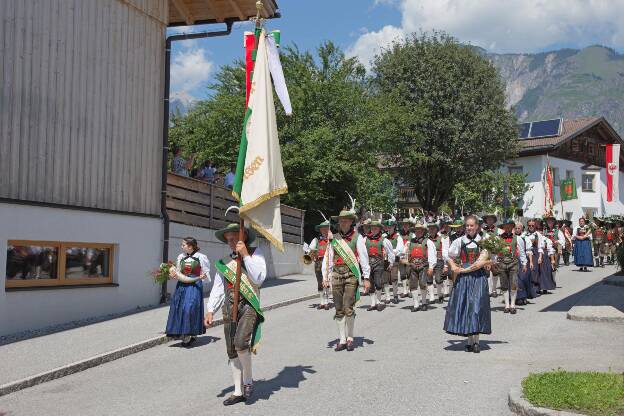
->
[452, 171, 531, 218]
[169, 42, 397, 233]
[371, 31, 519, 211]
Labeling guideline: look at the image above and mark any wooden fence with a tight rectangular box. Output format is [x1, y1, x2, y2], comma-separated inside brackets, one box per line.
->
[166, 173, 305, 245]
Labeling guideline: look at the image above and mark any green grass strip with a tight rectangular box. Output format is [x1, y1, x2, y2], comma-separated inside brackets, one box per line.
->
[522, 370, 624, 416]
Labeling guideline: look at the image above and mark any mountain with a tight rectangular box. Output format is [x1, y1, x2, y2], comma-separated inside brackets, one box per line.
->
[486, 45, 624, 135]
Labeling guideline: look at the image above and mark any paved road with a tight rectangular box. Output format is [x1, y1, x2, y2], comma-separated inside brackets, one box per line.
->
[1, 266, 622, 416]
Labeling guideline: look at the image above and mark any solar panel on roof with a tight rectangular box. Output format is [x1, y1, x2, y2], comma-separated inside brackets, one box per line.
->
[528, 118, 562, 138]
[518, 123, 531, 139]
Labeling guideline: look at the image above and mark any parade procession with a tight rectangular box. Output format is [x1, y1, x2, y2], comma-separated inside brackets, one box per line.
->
[2, 0, 624, 415]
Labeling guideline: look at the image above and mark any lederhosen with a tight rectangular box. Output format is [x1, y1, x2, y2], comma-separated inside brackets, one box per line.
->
[332, 230, 359, 319]
[313, 237, 328, 292]
[222, 249, 259, 359]
[384, 233, 400, 286]
[495, 234, 519, 291]
[430, 236, 447, 285]
[399, 232, 411, 281]
[407, 238, 429, 290]
[592, 226, 606, 257]
[366, 234, 385, 291]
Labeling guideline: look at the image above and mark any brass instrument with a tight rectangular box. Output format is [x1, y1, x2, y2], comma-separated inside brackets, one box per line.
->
[303, 253, 314, 265]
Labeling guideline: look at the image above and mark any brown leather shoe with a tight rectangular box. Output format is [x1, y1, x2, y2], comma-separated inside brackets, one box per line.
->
[335, 343, 347, 352]
[346, 340, 355, 352]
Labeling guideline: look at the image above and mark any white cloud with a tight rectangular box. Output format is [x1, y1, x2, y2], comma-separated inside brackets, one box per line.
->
[349, 0, 624, 64]
[346, 25, 405, 68]
[170, 48, 213, 100]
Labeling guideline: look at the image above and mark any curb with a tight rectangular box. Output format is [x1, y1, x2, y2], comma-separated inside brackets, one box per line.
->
[0, 293, 318, 398]
[566, 306, 624, 323]
[508, 386, 584, 416]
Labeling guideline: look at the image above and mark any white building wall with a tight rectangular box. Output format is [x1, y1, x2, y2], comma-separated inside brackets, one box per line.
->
[508, 155, 624, 224]
[0, 202, 162, 336]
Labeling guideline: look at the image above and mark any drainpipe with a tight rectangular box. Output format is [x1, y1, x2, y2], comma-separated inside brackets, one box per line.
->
[161, 21, 234, 304]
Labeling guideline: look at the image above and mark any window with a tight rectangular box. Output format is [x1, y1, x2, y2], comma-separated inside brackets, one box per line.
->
[6, 241, 114, 289]
[566, 170, 574, 179]
[582, 174, 595, 192]
[583, 208, 598, 219]
[551, 167, 560, 186]
[508, 166, 523, 175]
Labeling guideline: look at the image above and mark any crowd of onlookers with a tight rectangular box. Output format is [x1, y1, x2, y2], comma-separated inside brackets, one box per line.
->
[171, 145, 236, 189]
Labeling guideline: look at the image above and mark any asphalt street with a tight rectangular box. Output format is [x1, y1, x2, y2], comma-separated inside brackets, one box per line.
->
[1, 265, 622, 416]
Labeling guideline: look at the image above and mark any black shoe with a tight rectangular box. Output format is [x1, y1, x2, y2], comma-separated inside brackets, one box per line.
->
[407, 292, 413, 298]
[393, 296, 399, 304]
[437, 297, 444, 304]
[473, 343, 480, 353]
[421, 304, 428, 311]
[510, 308, 517, 315]
[377, 304, 385, 312]
[411, 306, 420, 312]
[504, 308, 510, 314]
[346, 340, 354, 352]
[492, 292, 498, 298]
[335, 343, 347, 352]
[464, 344, 473, 352]
[400, 293, 407, 298]
[367, 305, 377, 311]
[223, 395, 246, 406]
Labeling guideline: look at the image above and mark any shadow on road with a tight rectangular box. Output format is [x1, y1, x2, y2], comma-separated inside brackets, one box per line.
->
[217, 365, 316, 404]
[262, 278, 305, 289]
[326, 337, 375, 349]
[444, 339, 508, 351]
[169, 335, 220, 349]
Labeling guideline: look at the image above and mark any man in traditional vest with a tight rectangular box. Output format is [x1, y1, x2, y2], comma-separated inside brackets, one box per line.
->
[543, 214, 564, 269]
[205, 223, 266, 406]
[398, 218, 413, 298]
[482, 213, 501, 298]
[383, 218, 404, 304]
[404, 220, 437, 312]
[560, 219, 573, 267]
[364, 220, 395, 311]
[606, 219, 618, 265]
[309, 220, 331, 310]
[591, 217, 608, 267]
[427, 221, 449, 304]
[322, 209, 371, 352]
[493, 219, 527, 314]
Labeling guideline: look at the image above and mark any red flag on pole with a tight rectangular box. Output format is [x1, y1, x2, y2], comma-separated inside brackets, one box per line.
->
[244, 32, 255, 106]
[606, 144, 620, 202]
[544, 160, 554, 214]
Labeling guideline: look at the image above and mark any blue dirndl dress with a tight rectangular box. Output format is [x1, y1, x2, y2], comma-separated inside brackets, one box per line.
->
[516, 256, 531, 300]
[444, 240, 491, 336]
[538, 243, 556, 291]
[573, 239, 593, 267]
[165, 254, 206, 337]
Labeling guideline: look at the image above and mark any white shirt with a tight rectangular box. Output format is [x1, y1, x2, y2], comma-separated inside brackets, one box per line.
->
[206, 247, 267, 314]
[402, 237, 438, 270]
[523, 231, 545, 255]
[428, 234, 450, 262]
[384, 232, 405, 263]
[176, 252, 211, 280]
[321, 232, 371, 281]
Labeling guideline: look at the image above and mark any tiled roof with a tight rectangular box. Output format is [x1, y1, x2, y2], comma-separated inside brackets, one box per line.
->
[519, 117, 602, 154]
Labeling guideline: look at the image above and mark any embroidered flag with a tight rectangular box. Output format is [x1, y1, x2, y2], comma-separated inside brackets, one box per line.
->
[559, 178, 577, 201]
[606, 144, 620, 202]
[544, 162, 554, 214]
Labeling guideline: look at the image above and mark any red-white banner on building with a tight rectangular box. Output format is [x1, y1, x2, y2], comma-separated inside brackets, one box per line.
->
[544, 162, 554, 214]
[606, 144, 620, 202]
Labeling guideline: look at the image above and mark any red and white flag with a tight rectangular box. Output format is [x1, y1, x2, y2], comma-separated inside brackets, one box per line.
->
[606, 144, 620, 202]
[544, 161, 554, 215]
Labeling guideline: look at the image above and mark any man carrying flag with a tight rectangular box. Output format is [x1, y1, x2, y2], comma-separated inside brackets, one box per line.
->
[205, 11, 292, 405]
[322, 204, 371, 352]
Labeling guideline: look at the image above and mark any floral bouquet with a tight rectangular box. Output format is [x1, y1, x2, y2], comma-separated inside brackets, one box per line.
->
[150, 261, 174, 285]
[477, 236, 507, 255]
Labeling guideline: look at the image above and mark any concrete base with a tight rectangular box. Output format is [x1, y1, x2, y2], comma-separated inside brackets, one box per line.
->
[565, 277, 624, 323]
[567, 306, 624, 322]
[508, 386, 584, 416]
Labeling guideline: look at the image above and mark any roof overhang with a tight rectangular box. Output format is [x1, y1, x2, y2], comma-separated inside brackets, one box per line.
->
[168, 0, 279, 27]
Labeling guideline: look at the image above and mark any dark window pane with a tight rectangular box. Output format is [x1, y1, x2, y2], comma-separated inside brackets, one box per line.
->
[6, 245, 58, 280]
[65, 247, 111, 279]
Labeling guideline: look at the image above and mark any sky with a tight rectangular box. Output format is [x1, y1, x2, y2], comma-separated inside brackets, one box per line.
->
[168, 0, 624, 106]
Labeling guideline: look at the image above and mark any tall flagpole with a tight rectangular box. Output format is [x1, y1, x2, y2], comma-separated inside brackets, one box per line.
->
[232, 1, 264, 330]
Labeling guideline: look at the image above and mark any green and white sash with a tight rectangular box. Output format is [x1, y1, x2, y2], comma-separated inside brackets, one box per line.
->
[215, 259, 265, 353]
[331, 238, 361, 302]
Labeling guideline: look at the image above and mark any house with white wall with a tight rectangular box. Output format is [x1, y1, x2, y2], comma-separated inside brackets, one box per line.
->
[505, 117, 624, 224]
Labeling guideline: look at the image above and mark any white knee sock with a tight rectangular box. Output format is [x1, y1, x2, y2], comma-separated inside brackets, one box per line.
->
[420, 288, 428, 305]
[411, 290, 420, 307]
[437, 284, 444, 298]
[428, 285, 435, 302]
[336, 317, 347, 344]
[504, 290, 510, 308]
[318, 291, 325, 305]
[492, 275, 498, 293]
[473, 334, 480, 344]
[345, 315, 354, 341]
[403, 280, 409, 295]
[370, 291, 377, 307]
[392, 281, 399, 296]
[467, 335, 473, 345]
[444, 280, 450, 296]
[229, 358, 243, 396]
[237, 349, 253, 385]
[511, 290, 517, 308]
[384, 284, 391, 300]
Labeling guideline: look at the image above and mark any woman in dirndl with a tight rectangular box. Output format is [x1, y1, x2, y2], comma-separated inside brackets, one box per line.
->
[165, 237, 210, 346]
[573, 217, 593, 272]
[444, 215, 491, 353]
